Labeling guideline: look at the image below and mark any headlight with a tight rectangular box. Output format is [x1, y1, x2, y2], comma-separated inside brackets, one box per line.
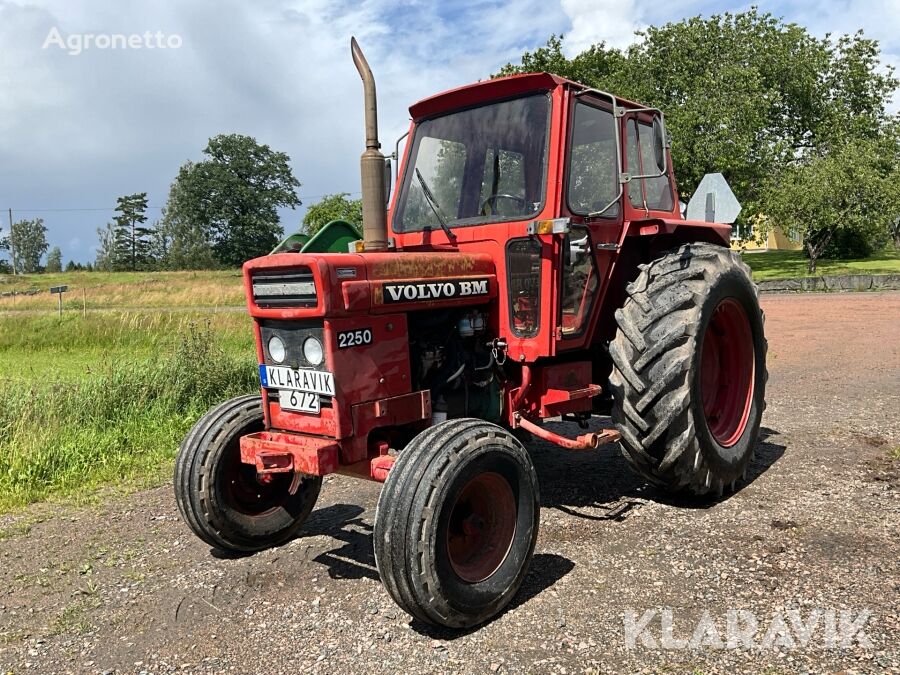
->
[303, 336, 324, 365]
[267, 335, 286, 363]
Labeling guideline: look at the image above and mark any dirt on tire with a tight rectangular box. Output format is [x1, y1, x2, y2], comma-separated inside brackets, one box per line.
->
[0, 291, 898, 674]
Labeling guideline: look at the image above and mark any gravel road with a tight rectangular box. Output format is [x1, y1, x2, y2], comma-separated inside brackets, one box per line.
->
[1, 291, 898, 674]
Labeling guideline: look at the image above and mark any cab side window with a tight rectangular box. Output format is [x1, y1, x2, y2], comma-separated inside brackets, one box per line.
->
[625, 118, 674, 212]
[567, 102, 619, 217]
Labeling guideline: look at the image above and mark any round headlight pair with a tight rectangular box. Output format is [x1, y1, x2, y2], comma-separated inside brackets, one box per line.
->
[267, 335, 324, 366]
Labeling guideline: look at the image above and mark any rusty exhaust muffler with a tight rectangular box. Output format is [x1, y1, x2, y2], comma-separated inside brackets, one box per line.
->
[351, 37, 388, 252]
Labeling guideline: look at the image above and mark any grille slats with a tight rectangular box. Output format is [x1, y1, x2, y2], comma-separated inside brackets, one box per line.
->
[252, 269, 316, 308]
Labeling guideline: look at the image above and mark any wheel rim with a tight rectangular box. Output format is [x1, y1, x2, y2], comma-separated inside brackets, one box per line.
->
[700, 297, 755, 447]
[221, 444, 291, 516]
[446, 472, 517, 583]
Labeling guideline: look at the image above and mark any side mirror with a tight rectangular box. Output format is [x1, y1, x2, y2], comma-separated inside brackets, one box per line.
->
[384, 158, 392, 206]
[652, 117, 667, 174]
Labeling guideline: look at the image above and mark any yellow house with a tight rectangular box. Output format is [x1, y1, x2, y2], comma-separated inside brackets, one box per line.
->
[730, 214, 803, 252]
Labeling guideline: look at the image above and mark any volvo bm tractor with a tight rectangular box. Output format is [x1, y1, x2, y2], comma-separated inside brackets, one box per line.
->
[175, 39, 767, 628]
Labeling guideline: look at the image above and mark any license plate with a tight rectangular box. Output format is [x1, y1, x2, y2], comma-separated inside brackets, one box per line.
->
[259, 364, 335, 396]
[279, 390, 320, 414]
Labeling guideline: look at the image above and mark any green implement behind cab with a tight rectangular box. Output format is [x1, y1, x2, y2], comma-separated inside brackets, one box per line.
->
[272, 220, 362, 254]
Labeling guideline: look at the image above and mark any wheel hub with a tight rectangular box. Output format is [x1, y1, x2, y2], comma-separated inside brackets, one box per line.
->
[446, 472, 517, 583]
[700, 297, 755, 447]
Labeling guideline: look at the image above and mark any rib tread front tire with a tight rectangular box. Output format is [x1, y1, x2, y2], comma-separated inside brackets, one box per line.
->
[374, 420, 540, 628]
[174, 395, 321, 552]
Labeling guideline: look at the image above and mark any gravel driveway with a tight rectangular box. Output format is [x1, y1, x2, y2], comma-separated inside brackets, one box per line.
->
[1, 291, 898, 674]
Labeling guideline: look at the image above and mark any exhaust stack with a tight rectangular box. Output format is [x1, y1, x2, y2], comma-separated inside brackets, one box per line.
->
[351, 37, 388, 252]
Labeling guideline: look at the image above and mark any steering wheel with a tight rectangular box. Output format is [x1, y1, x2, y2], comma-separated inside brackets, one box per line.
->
[480, 193, 529, 216]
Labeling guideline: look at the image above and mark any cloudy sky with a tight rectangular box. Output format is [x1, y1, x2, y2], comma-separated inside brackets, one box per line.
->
[1, 0, 897, 264]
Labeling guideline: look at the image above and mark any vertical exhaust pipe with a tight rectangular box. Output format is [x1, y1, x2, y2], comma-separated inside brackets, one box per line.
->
[351, 37, 388, 252]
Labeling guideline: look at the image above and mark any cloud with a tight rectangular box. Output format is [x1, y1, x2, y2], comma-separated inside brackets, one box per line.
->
[559, 0, 645, 53]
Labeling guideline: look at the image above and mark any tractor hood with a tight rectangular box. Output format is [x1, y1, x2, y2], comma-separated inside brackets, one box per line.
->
[243, 251, 497, 320]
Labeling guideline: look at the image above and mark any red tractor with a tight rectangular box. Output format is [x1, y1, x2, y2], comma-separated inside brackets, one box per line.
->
[175, 39, 767, 628]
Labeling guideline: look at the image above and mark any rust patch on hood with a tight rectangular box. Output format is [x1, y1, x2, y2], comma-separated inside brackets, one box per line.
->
[368, 253, 493, 280]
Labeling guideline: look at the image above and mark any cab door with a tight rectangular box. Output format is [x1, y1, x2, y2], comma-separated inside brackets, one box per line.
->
[556, 94, 622, 348]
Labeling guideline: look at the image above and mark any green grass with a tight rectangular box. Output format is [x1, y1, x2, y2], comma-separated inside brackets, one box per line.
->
[742, 247, 900, 281]
[0, 315, 258, 510]
[0, 311, 254, 380]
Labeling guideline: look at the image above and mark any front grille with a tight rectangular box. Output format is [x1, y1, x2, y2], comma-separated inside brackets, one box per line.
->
[252, 268, 316, 308]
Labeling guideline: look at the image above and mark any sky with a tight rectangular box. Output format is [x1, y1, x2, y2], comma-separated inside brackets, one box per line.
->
[1, 0, 898, 264]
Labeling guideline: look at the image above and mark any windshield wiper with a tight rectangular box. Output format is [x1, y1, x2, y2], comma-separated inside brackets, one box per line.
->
[415, 168, 457, 242]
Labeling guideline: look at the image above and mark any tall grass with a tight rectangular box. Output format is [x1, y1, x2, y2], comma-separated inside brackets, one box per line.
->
[0, 321, 257, 510]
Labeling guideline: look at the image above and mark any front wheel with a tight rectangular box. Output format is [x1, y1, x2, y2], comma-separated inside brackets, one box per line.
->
[374, 420, 540, 628]
[174, 395, 322, 552]
[609, 243, 767, 495]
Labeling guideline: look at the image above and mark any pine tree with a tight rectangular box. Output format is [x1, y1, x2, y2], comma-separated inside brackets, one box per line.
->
[112, 193, 153, 271]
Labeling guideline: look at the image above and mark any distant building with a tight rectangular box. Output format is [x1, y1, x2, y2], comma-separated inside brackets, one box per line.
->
[730, 215, 802, 252]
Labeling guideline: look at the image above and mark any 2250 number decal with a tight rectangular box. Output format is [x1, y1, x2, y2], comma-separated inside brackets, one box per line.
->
[337, 328, 373, 349]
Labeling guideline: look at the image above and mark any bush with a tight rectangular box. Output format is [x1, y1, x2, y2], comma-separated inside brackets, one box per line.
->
[817, 226, 889, 259]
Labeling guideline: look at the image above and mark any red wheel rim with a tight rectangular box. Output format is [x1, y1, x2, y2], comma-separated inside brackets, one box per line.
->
[221, 445, 291, 516]
[446, 472, 517, 583]
[700, 298, 755, 447]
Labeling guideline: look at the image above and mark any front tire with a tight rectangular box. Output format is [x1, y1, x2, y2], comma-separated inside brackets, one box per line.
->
[374, 420, 540, 628]
[609, 243, 767, 495]
[174, 395, 322, 552]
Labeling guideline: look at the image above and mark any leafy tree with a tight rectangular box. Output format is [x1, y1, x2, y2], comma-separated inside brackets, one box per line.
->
[302, 193, 362, 235]
[8, 218, 48, 273]
[164, 134, 301, 266]
[113, 192, 153, 271]
[46, 247, 62, 273]
[0, 227, 8, 271]
[498, 11, 898, 222]
[95, 222, 117, 271]
[763, 135, 898, 273]
[155, 212, 218, 270]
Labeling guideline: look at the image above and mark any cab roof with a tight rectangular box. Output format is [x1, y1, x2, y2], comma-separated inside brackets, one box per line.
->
[408, 72, 647, 121]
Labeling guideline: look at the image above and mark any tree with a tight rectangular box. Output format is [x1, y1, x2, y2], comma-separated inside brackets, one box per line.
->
[164, 134, 301, 266]
[95, 222, 117, 271]
[763, 135, 898, 273]
[113, 192, 153, 271]
[498, 11, 898, 222]
[8, 218, 48, 273]
[302, 193, 362, 235]
[155, 209, 217, 270]
[46, 247, 62, 273]
[0, 227, 7, 270]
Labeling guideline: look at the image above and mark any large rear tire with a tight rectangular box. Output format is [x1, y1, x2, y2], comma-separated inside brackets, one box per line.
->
[174, 395, 322, 552]
[374, 420, 540, 628]
[609, 243, 767, 495]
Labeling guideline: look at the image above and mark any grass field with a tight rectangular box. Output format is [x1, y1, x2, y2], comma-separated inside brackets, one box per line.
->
[0, 311, 256, 510]
[741, 247, 900, 280]
[0, 270, 245, 311]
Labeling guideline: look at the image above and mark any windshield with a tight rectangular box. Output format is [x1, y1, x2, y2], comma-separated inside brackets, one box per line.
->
[393, 93, 551, 233]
